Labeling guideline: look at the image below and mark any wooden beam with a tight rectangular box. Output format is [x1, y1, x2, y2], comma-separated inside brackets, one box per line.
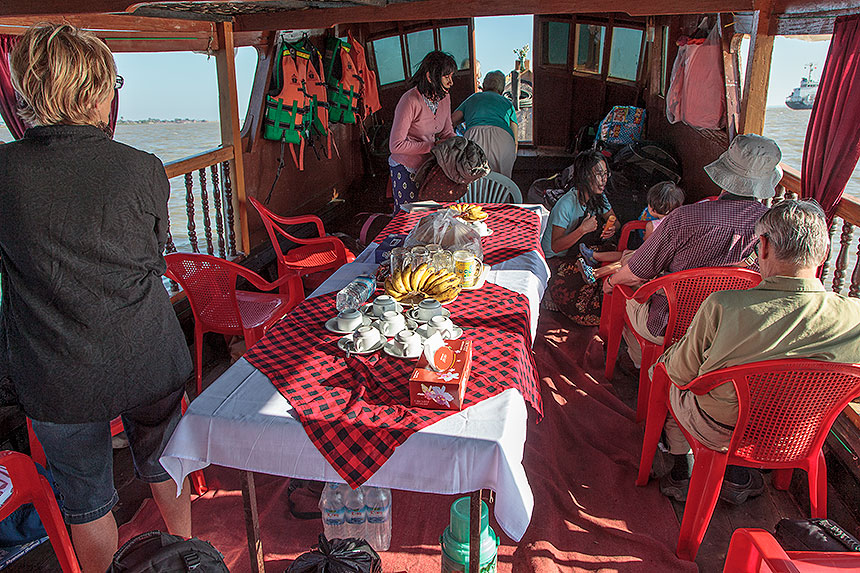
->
[739, 2, 775, 135]
[719, 13, 742, 141]
[215, 21, 251, 256]
[0, 13, 214, 33]
[0, 1, 136, 17]
[236, 0, 754, 31]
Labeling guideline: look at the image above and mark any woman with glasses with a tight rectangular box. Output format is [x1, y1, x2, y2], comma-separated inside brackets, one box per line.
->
[540, 150, 619, 325]
[0, 23, 192, 572]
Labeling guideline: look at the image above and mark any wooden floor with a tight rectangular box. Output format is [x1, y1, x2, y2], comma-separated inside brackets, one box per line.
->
[5, 326, 860, 572]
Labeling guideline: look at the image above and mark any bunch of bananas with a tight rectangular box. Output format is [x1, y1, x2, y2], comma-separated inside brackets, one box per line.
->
[449, 203, 488, 222]
[384, 263, 462, 304]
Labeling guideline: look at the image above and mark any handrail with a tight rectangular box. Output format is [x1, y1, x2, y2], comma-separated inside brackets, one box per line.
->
[164, 145, 234, 179]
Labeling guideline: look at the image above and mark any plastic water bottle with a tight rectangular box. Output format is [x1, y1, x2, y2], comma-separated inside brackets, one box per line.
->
[364, 487, 392, 551]
[336, 275, 376, 311]
[343, 486, 367, 540]
[319, 483, 346, 540]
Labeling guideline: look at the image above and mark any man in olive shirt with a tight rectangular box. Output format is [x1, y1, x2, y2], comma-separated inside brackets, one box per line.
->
[657, 200, 860, 502]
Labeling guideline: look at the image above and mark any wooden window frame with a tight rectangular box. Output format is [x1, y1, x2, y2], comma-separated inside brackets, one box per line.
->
[605, 23, 646, 86]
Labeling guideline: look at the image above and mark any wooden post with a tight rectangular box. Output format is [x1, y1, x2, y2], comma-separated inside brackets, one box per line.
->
[739, 2, 775, 135]
[469, 490, 481, 573]
[215, 20, 251, 256]
[719, 13, 742, 141]
[240, 470, 265, 573]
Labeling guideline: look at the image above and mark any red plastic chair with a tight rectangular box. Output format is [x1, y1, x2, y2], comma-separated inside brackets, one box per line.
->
[165, 252, 303, 394]
[249, 196, 355, 294]
[0, 451, 80, 572]
[639, 360, 860, 561]
[597, 220, 647, 342]
[27, 393, 208, 496]
[724, 528, 860, 572]
[604, 267, 761, 421]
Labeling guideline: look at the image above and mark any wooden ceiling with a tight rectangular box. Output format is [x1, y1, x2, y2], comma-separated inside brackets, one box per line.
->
[1, 0, 858, 35]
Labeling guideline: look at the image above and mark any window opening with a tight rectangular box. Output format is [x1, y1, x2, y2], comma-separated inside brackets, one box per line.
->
[371, 36, 406, 85]
[440, 25, 471, 70]
[608, 26, 643, 81]
[542, 21, 570, 66]
[406, 29, 435, 75]
[474, 15, 533, 144]
[574, 24, 606, 74]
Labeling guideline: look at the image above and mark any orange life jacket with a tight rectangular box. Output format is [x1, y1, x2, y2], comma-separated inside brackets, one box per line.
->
[347, 30, 381, 120]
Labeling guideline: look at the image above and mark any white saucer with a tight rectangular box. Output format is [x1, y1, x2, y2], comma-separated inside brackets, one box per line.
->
[337, 335, 384, 355]
[382, 339, 423, 360]
[479, 227, 493, 237]
[372, 317, 418, 337]
[360, 301, 405, 318]
[407, 307, 452, 324]
[324, 315, 372, 335]
[415, 324, 463, 340]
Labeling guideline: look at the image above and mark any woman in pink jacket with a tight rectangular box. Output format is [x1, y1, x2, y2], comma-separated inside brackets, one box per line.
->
[389, 51, 456, 210]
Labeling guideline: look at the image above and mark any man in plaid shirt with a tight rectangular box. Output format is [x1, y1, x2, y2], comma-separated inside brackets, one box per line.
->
[602, 134, 781, 366]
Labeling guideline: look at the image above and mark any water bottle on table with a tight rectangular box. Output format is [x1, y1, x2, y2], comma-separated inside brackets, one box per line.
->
[336, 275, 376, 311]
[364, 486, 392, 551]
[319, 483, 347, 539]
[343, 485, 367, 539]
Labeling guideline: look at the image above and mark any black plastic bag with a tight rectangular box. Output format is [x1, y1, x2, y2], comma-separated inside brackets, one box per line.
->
[775, 518, 860, 552]
[287, 534, 382, 573]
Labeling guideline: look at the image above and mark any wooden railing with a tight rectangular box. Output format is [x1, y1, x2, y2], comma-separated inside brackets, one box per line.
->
[162, 146, 244, 296]
[773, 162, 860, 297]
[163, 146, 240, 259]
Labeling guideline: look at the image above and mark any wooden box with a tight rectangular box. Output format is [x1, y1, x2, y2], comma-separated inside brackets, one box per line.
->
[409, 339, 472, 410]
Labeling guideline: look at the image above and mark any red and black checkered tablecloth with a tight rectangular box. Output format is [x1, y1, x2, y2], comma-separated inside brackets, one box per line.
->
[244, 282, 542, 488]
[374, 204, 542, 266]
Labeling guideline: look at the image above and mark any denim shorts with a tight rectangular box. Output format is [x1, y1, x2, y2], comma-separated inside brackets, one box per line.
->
[30, 388, 183, 525]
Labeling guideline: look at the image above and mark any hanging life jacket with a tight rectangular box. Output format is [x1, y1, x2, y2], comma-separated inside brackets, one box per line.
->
[347, 30, 381, 120]
[262, 39, 329, 170]
[324, 37, 362, 125]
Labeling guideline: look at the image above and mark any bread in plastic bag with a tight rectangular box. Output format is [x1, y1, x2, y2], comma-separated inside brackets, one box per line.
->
[403, 209, 483, 261]
[287, 534, 382, 573]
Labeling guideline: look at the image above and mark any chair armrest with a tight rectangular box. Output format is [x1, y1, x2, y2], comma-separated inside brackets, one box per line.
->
[236, 266, 301, 293]
[724, 528, 800, 573]
[618, 221, 648, 252]
[272, 214, 326, 239]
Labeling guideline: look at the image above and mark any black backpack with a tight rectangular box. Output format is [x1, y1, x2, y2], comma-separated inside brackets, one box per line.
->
[108, 530, 229, 573]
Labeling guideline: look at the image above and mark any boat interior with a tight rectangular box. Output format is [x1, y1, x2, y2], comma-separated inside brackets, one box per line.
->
[1, 0, 860, 571]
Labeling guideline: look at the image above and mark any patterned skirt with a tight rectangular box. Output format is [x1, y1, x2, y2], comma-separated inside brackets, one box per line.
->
[546, 255, 603, 326]
[390, 163, 418, 212]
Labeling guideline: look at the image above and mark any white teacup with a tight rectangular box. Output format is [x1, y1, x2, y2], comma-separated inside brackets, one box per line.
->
[336, 309, 363, 332]
[416, 298, 443, 321]
[372, 295, 397, 316]
[394, 330, 423, 357]
[472, 220, 489, 235]
[428, 315, 456, 338]
[378, 311, 407, 336]
[352, 325, 381, 351]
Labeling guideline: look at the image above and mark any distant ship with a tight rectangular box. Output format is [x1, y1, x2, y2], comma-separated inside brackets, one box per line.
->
[785, 63, 818, 110]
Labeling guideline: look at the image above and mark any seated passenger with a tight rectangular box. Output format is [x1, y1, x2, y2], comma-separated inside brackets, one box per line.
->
[451, 70, 518, 177]
[603, 134, 780, 366]
[578, 181, 685, 282]
[656, 200, 860, 502]
[541, 150, 619, 325]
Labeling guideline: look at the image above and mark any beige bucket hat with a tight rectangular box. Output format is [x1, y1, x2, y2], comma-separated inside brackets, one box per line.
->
[704, 134, 783, 199]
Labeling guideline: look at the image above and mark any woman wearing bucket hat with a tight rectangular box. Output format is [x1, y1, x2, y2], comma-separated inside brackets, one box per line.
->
[601, 133, 779, 367]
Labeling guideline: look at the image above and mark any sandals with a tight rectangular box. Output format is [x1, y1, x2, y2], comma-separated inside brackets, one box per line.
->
[575, 257, 596, 285]
[579, 243, 599, 267]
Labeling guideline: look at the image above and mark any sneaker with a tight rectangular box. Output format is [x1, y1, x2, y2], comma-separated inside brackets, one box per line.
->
[575, 257, 596, 285]
[659, 473, 690, 502]
[719, 469, 765, 505]
[579, 243, 599, 266]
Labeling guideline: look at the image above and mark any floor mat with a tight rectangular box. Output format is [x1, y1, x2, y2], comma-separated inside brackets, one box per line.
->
[119, 312, 696, 572]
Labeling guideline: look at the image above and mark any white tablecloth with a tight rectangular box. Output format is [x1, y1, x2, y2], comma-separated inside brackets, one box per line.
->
[161, 204, 549, 541]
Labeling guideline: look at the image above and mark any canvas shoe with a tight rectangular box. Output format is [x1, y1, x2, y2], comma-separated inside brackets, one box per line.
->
[579, 243, 599, 266]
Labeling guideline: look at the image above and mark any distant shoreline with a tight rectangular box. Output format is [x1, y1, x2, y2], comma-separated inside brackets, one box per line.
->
[0, 119, 215, 128]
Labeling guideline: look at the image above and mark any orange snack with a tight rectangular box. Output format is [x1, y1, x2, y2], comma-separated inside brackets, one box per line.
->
[603, 215, 617, 233]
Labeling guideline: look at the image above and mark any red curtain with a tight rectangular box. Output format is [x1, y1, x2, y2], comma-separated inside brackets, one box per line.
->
[0, 34, 27, 139]
[801, 14, 860, 223]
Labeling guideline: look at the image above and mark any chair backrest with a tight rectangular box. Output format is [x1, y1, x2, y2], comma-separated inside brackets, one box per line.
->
[165, 253, 244, 333]
[660, 267, 762, 347]
[617, 220, 648, 251]
[460, 172, 523, 204]
[691, 360, 860, 465]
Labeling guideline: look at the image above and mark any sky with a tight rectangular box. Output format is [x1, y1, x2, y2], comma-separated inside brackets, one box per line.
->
[82, 19, 832, 120]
